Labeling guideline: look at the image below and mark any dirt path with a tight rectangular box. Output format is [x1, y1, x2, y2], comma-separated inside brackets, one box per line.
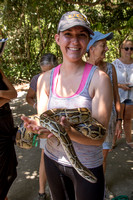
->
[7, 83, 133, 200]
[8, 84, 50, 200]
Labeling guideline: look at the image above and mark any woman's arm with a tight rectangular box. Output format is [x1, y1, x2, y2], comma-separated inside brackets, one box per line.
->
[22, 71, 52, 138]
[0, 69, 17, 99]
[37, 72, 50, 114]
[91, 69, 112, 128]
[112, 65, 122, 138]
[26, 87, 37, 109]
[112, 65, 121, 118]
[118, 83, 130, 91]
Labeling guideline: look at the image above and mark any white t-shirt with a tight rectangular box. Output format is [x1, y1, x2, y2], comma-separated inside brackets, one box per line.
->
[112, 59, 133, 103]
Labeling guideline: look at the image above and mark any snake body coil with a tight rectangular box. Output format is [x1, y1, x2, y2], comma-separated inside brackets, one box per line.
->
[39, 107, 106, 183]
[16, 108, 106, 183]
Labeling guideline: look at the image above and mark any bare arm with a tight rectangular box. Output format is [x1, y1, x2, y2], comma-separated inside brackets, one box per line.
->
[112, 65, 122, 118]
[91, 69, 112, 128]
[112, 65, 122, 138]
[0, 69, 17, 100]
[26, 87, 37, 108]
[22, 71, 51, 138]
[37, 71, 50, 115]
[118, 83, 131, 91]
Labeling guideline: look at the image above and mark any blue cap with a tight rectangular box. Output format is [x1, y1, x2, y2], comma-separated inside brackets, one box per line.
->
[86, 31, 113, 52]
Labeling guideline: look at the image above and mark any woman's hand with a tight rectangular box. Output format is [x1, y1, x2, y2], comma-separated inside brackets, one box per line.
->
[21, 115, 53, 138]
[118, 83, 131, 91]
[115, 120, 122, 139]
[60, 116, 71, 132]
[60, 116, 105, 146]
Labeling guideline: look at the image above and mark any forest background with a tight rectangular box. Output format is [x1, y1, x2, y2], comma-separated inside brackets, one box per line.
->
[0, 0, 133, 83]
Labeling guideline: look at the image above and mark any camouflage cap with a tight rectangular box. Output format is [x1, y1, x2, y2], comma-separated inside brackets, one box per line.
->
[57, 11, 94, 35]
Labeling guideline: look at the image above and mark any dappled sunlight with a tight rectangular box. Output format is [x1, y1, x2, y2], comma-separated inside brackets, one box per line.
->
[9, 90, 36, 125]
[17, 91, 27, 98]
[24, 170, 39, 179]
[9, 88, 41, 199]
[127, 160, 133, 163]
[110, 145, 133, 164]
[106, 137, 133, 191]
[11, 91, 27, 103]
[18, 155, 23, 159]
[13, 146, 41, 189]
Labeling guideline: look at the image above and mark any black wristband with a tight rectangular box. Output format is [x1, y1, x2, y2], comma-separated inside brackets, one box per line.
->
[116, 118, 122, 122]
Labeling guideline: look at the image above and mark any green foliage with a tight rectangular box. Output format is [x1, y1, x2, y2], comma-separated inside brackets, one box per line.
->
[0, 0, 75, 83]
[78, 2, 133, 63]
[0, 0, 132, 83]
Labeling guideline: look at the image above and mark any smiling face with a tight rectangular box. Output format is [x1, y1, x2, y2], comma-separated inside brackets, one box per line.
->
[90, 39, 108, 61]
[120, 40, 133, 59]
[55, 26, 90, 63]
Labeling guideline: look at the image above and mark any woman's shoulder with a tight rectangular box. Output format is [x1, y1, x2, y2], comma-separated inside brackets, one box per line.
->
[38, 69, 52, 86]
[33, 73, 40, 79]
[30, 73, 40, 82]
[93, 67, 110, 81]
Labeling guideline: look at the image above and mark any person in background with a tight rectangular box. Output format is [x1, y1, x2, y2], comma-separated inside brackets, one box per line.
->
[26, 53, 58, 200]
[86, 31, 122, 199]
[112, 40, 133, 149]
[22, 11, 112, 200]
[0, 38, 18, 200]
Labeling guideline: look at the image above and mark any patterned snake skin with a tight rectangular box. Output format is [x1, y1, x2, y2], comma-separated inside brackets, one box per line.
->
[16, 107, 106, 183]
[39, 107, 106, 183]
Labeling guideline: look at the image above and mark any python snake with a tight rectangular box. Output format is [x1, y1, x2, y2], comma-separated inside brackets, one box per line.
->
[16, 107, 106, 183]
[39, 107, 106, 183]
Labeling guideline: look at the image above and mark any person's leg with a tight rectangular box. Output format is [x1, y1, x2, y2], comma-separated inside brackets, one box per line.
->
[0, 115, 17, 200]
[102, 149, 115, 199]
[44, 153, 104, 200]
[123, 104, 133, 147]
[62, 175, 75, 200]
[39, 149, 47, 194]
[44, 154, 70, 200]
[102, 122, 115, 199]
[72, 165, 104, 200]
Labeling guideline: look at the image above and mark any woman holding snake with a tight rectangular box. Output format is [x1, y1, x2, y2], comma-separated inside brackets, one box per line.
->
[22, 11, 112, 200]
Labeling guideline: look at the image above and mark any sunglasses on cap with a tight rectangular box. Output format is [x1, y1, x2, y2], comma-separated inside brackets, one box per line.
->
[122, 47, 133, 51]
